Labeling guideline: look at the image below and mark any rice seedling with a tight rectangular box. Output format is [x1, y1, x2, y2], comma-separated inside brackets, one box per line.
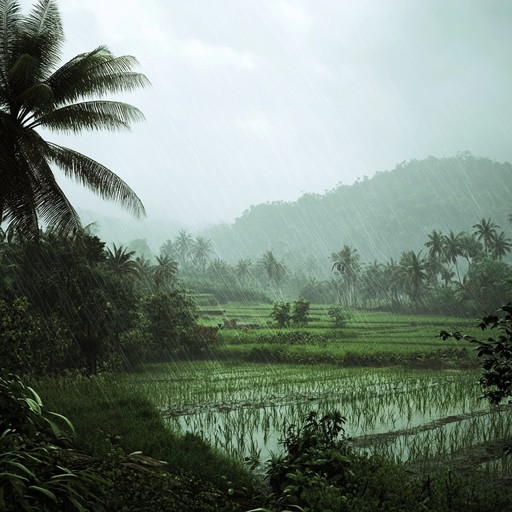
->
[117, 361, 511, 476]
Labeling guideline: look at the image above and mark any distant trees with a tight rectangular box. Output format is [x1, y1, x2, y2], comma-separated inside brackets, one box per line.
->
[259, 251, 286, 293]
[270, 299, 310, 328]
[191, 236, 213, 271]
[399, 251, 427, 303]
[473, 218, 499, 253]
[175, 230, 193, 268]
[331, 245, 360, 306]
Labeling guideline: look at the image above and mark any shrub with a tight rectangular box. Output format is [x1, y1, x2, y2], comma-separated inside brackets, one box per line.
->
[270, 302, 291, 328]
[327, 305, 350, 328]
[0, 298, 72, 374]
[182, 324, 222, 356]
[291, 298, 311, 327]
[255, 331, 317, 345]
[266, 411, 353, 510]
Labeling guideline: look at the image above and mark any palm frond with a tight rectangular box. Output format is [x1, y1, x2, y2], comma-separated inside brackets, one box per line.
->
[0, 0, 22, 86]
[29, 100, 145, 132]
[34, 166, 81, 233]
[0, 153, 39, 236]
[46, 142, 146, 218]
[19, 0, 62, 79]
[47, 48, 150, 106]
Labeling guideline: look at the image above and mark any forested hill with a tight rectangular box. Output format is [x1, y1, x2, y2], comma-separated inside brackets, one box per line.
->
[205, 153, 512, 265]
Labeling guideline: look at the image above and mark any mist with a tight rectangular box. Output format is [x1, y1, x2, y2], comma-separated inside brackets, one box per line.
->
[18, 0, 512, 232]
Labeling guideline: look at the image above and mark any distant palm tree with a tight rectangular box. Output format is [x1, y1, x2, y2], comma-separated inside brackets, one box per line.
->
[459, 231, 483, 267]
[191, 236, 213, 271]
[235, 258, 252, 284]
[134, 256, 152, 291]
[442, 231, 464, 282]
[473, 218, 499, 252]
[399, 250, 427, 303]
[160, 239, 177, 259]
[331, 245, 360, 306]
[259, 250, 286, 292]
[0, 0, 149, 236]
[425, 230, 444, 261]
[153, 254, 178, 291]
[384, 258, 402, 306]
[175, 230, 193, 268]
[489, 231, 512, 260]
[105, 243, 137, 277]
[439, 265, 455, 286]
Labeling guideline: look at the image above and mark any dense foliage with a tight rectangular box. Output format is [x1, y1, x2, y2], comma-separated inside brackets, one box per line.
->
[440, 302, 512, 406]
[0, 228, 218, 374]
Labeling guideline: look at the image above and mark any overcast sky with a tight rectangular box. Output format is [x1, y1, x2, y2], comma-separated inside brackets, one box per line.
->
[19, 0, 512, 228]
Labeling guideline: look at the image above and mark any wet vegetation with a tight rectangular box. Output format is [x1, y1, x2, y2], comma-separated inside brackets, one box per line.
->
[1, 1, 512, 511]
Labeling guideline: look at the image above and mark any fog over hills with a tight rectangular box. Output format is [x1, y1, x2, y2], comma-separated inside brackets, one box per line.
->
[87, 153, 511, 268]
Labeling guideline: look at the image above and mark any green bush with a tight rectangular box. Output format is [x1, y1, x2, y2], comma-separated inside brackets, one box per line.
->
[270, 302, 291, 328]
[291, 299, 311, 327]
[255, 331, 317, 345]
[0, 298, 73, 374]
[266, 411, 352, 510]
[327, 306, 350, 328]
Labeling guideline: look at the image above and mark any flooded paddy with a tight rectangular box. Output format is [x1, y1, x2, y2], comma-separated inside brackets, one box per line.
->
[130, 362, 512, 473]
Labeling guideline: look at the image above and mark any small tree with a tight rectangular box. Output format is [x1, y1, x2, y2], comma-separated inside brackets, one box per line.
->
[291, 298, 310, 326]
[328, 305, 349, 328]
[271, 302, 291, 328]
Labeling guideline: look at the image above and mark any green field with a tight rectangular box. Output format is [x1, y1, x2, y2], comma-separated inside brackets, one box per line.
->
[107, 361, 511, 476]
[33, 307, 512, 510]
[198, 303, 481, 364]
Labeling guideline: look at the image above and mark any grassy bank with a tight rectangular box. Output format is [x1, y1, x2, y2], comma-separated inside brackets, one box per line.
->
[31, 374, 259, 504]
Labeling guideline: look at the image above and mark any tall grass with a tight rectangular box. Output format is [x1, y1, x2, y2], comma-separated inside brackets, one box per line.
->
[31, 374, 257, 491]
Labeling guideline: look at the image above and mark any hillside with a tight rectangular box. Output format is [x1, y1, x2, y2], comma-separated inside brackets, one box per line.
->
[205, 153, 512, 267]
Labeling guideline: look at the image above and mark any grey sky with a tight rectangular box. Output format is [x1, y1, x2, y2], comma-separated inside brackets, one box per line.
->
[19, 0, 512, 228]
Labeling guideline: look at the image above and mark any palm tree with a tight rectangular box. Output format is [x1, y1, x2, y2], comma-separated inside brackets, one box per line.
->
[459, 231, 483, 267]
[175, 230, 193, 268]
[235, 258, 252, 284]
[191, 236, 213, 271]
[105, 243, 137, 277]
[489, 231, 512, 260]
[153, 254, 178, 291]
[442, 231, 464, 282]
[399, 250, 428, 303]
[425, 229, 444, 260]
[473, 218, 499, 253]
[259, 250, 286, 292]
[424, 229, 445, 287]
[0, 1, 149, 236]
[134, 256, 152, 291]
[331, 245, 360, 306]
[384, 258, 402, 306]
[439, 265, 455, 286]
[160, 239, 177, 259]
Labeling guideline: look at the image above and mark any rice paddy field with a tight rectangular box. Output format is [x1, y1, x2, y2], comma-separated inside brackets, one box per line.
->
[122, 359, 511, 478]
[126, 303, 508, 477]
[199, 303, 482, 361]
